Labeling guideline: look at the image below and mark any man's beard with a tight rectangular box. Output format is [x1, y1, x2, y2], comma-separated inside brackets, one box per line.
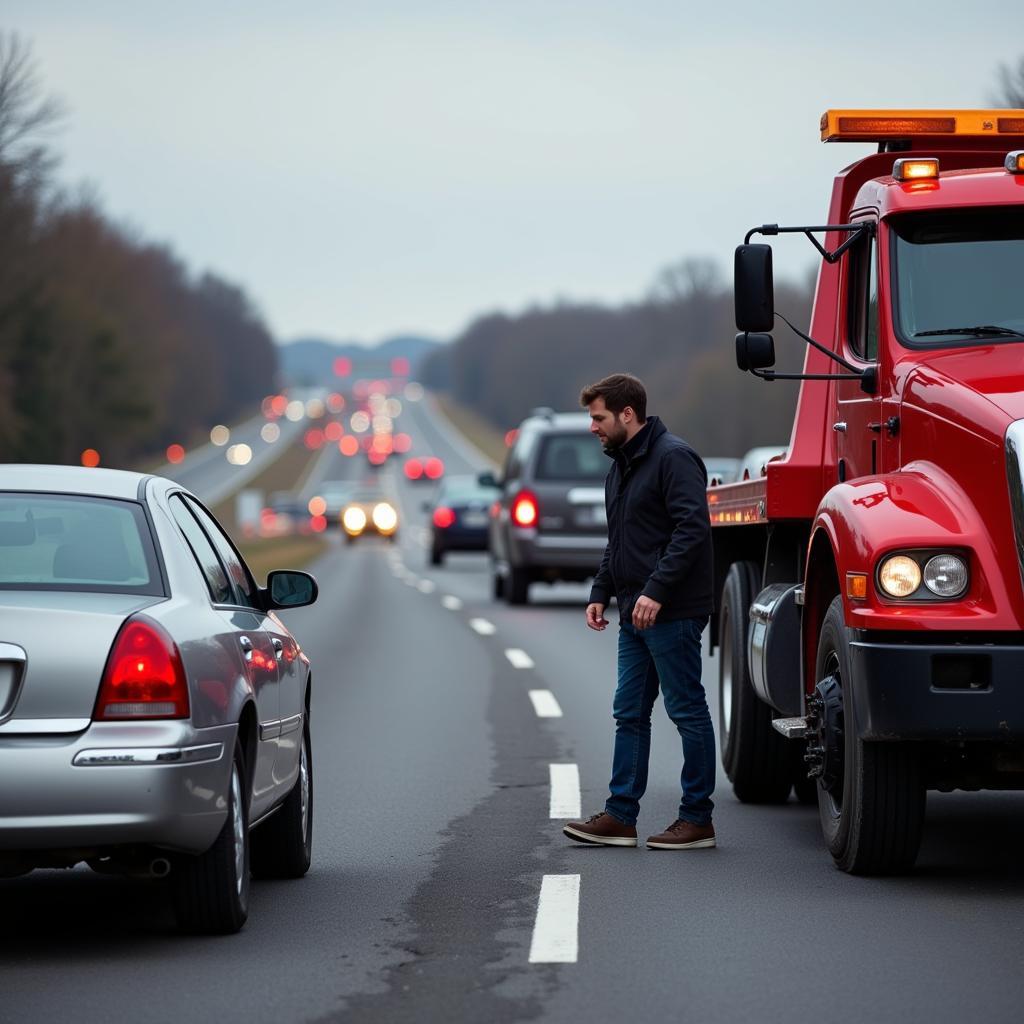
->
[601, 420, 628, 450]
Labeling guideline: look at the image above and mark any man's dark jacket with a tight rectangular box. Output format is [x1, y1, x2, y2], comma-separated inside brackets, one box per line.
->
[588, 416, 713, 622]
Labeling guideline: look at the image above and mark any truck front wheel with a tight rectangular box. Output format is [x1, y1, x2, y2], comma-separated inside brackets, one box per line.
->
[718, 561, 793, 803]
[814, 595, 925, 874]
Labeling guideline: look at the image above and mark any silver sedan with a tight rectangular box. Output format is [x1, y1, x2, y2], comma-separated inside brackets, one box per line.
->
[0, 464, 318, 933]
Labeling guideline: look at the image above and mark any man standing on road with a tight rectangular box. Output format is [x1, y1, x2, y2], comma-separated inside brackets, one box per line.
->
[564, 373, 717, 850]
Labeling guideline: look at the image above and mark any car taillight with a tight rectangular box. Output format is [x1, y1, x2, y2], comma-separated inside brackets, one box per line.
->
[512, 490, 539, 528]
[94, 617, 190, 720]
[424, 457, 445, 479]
[404, 458, 423, 480]
[433, 506, 456, 529]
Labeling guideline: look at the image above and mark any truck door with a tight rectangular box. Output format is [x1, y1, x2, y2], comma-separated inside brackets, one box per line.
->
[834, 218, 882, 481]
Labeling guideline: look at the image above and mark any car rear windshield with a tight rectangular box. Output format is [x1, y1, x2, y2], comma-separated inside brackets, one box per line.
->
[892, 206, 1024, 346]
[534, 433, 607, 481]
[0, 493, 162, 594]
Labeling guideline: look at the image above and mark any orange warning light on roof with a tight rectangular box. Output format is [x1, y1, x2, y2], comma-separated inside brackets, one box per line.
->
[893, 158, 940, 182]
[820, 109, 1024, 142]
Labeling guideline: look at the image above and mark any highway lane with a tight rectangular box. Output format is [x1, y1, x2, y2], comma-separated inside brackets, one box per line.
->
[3, 393, 1024, 1022]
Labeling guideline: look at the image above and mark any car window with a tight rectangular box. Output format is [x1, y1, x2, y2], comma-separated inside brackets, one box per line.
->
[169, 495, 233, 604]
[848, 228, 879, 361]
[534, 434, 607, 482]
[504, 428, 538, 482]
[184, 497, 259, 608]
[0, 493, 161, 594]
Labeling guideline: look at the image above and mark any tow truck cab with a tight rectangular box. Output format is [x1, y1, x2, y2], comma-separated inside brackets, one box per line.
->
[711, 109, 1024, 874]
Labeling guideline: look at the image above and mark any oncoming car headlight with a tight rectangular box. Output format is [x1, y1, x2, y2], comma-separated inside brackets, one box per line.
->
[342, 506, 367, 534]
[372, 502, 398, 533]
[876, 551, 969, 600]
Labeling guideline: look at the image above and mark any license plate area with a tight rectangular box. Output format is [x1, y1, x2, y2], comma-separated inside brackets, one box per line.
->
[462, 513, 488, 528]
[574, 505, 606, 527]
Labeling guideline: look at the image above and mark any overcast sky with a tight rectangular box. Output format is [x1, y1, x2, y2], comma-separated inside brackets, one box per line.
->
[6, 1, 1023, 344]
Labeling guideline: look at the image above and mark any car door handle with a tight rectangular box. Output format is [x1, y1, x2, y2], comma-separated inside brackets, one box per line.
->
[239, 635, 253, 661]
[832, 421, 847, 433]
[272, 638, 284, 660]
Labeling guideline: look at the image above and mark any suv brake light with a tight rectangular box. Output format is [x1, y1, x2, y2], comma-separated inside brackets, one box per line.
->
[512, 490, 539, 528]
[94, 616, 190, 720]
[433, 506, 456, 529]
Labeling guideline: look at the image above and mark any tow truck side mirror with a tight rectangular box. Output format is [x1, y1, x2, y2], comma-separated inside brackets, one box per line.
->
[736, 332, 776, 371]
[735, 244, 775, 332]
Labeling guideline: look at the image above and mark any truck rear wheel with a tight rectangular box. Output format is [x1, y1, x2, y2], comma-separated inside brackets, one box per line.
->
[718, 561, 793, 803]
[814, 596, 925, 874]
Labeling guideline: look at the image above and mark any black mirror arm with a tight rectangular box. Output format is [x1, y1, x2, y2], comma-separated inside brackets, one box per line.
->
[752, 368, 866, 382]
[745, 221, 874, 264]
[775, 312, 864, 375]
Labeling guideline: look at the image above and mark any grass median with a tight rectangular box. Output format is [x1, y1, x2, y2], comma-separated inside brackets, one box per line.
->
[432, 394, 508, 466]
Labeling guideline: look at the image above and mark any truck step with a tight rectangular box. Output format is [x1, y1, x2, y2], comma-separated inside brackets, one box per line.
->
[772, 717, 810, 739]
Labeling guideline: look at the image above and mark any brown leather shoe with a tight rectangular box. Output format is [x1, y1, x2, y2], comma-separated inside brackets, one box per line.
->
[646, 819, 716, 850]
[563, 812, 638, 847]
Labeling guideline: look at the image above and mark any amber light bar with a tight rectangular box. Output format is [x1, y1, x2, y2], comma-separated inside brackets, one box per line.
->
[893, 157, 940, 182]
[821, 109, 1024, 142]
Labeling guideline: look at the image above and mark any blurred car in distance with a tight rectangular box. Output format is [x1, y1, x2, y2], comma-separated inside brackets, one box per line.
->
[341, 485, 399, 542]
[738, 445, 789, 481]
[425, 475, 500, 565]
[404, 456, 445, 482]
[317, 480, 356, 526]
[259, 490, 309, 537]
[703, 457, 741, 486]
[485, 408, 607, 605]
[0, 464, 318, 934]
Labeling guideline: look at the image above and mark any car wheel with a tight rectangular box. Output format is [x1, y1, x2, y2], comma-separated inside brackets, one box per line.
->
[718, 561, 792, 803]
[172, 740, 250, 934]
[492, 570, 505, 600]
[430, 545, 443, 566]
[814, 596, 925, 874]
[251, 719, 313, 879]
[506, 566, 530, 605]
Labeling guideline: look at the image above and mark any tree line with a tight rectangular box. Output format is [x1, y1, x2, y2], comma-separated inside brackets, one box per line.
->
[420, 258, 814, 457]
[0, 34, 277, 467]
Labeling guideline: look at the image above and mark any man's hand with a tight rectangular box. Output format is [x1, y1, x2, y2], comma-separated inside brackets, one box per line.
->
[586, 603, 609, 631]
[632, 594, 662, 630]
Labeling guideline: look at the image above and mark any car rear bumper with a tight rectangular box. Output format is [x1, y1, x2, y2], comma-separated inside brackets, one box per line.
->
[434, 526, 489, 551]
[507, 530, 606, 573]
[849, 637, 1024, 741]
[0, 720, 235, 855]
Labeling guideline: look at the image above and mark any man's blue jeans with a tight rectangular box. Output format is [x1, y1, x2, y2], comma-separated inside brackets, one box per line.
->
[605, 616, 715, 827]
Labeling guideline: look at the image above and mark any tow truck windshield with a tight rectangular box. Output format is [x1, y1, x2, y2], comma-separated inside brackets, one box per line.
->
[892, 206, 1024, 346]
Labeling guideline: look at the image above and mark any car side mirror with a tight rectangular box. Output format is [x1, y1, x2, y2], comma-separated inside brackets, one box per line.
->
[477, 471, 498, 488]
[735, 244, 775, 332]
[265, 570, 318, 609]
[736, 332, 776, 371]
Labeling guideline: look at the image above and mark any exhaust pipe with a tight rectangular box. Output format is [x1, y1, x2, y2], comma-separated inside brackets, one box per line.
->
[87, 856, 173, 879]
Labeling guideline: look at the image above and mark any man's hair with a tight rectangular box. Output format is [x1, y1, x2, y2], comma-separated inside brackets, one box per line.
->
[579, 373, 647, 422]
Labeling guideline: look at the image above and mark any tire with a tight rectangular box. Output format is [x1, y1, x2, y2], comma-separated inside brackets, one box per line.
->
[506, 566, 530, 605]
[251, 719, 313, 879]
[718, 561, 793, 803]
[815, 595, 925, 874]
[430, 544, 443, 566]
[172, 741, 250, 934]
[492, 570, 505, 600]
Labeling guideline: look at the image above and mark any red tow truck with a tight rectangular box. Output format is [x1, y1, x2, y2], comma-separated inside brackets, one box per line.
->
[711, 109, 1024, 873]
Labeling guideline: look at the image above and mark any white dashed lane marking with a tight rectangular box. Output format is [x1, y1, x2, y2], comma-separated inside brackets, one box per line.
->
[469, 618, 496, 636]
[548, 763, 581, 819]
[529, 875, 580, 964]
[441, 595, 463, 611]
[528, 690, 563, 718]
[504, 648, 534, 670]
[417, 579, 436, 594]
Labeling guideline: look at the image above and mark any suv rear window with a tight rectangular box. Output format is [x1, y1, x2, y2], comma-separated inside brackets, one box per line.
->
[0, 493, 162, 594]
[534, 434, 607, 482]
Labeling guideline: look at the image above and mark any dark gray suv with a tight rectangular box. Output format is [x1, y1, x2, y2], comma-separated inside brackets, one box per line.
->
[481, 409, 608, 605]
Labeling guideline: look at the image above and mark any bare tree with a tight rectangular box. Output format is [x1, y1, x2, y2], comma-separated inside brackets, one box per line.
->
[647, 256, 722, 305]
[0, 32, 64, 182]
[991, 56, 1024, 107]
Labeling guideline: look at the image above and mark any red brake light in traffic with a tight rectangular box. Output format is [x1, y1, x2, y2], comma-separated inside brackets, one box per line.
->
[404, 458, 423, 480]
[424, 457, 445, 479]
[433, 506, 456, 529]
[512, 491, 539, 528]
[94, 617, 190, 720]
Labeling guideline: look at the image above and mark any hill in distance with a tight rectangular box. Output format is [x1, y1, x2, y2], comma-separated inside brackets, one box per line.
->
[279, 335, 442, 386]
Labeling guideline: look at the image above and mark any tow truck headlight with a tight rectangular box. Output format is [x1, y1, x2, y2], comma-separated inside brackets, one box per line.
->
[923, 554, 969, 598]
[878, 555, 922, 598]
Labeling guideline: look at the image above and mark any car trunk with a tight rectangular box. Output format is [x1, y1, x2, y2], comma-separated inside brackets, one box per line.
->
[535, 482, 606, 537]
[0, 591, 164, 733]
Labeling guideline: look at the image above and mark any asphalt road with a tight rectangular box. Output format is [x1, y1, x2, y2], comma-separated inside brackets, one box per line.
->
[3, 394, 1023, 1023]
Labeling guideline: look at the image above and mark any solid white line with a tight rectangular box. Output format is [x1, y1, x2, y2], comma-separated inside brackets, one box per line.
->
[528, 875, 580, 964]
[504, 648, 535, 670]
[528, 690, 563, 718]
[549, 763, 581, 819]
[417, 579, 436, 594]
[441, 595, 463, 611]
[469, 618, 496, 636]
